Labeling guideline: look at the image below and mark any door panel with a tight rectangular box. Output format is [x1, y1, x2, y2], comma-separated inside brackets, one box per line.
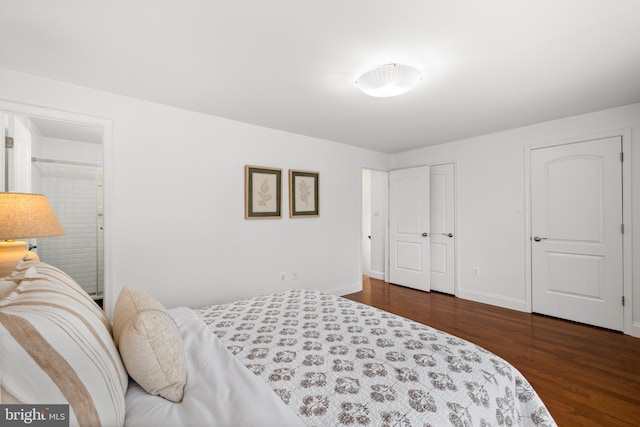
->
[531, 136, 623, 331]
[547, 157, 601, 241]
[430, 163, 455, 294]
[396, 242, 422, 271]
[389, 166, 430, 291]
[430, 243, 447, 275]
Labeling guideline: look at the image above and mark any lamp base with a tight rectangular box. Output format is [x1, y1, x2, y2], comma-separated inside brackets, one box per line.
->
[0, 241, 40, 278]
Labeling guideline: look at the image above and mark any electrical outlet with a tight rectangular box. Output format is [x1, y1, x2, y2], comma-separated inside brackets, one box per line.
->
[280, 272, 286, 281]
[472, 266, 480, 277]
[292, 272, 298, 280]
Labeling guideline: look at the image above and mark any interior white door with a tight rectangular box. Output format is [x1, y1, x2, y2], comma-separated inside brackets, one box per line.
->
[6, 114, 32, 192]
[389, 166, 430, 291]
[430, 163, 455, 294]
[531, 136, 623, 331]
[1, 112, 6, 191]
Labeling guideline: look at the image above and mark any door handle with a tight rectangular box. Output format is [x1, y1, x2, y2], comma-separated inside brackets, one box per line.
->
[533, 236, 548, 242]
[442, 233, 454, 238]
[422, 232, 429, 237]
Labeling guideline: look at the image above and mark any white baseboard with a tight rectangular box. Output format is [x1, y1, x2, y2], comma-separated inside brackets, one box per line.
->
[457, 289, 528, 313]
[630, 322, 640, 338]
[367, 270, 385, 280]
[326, 281, 362, 297]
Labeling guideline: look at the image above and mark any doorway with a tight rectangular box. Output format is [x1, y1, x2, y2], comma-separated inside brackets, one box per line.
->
[361, 168, 388, 281]
[1, 100, 110, 307]
[361, 163, 456, 294]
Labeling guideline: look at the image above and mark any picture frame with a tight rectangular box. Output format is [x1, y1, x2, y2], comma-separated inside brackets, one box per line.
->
[289, 169, 319, 217]
[245, 165, 282, 219]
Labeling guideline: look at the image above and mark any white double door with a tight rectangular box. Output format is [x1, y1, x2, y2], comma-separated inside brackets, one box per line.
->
[531, 136, 624, 331]
[389, 164, 455, 293]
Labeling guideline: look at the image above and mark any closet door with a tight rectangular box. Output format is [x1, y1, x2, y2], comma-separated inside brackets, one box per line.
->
[531, 136, 623, 330]
[389, 166, 430, 291]
[430, 163, 455, 294]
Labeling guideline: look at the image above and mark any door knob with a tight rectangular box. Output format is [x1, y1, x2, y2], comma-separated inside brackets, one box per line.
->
[422, 232, 429, 237]
[444, 233, 454, 238]
[533, 236, 548, 242]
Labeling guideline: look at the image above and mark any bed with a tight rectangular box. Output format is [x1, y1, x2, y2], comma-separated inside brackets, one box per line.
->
[0, 261, 556, 426]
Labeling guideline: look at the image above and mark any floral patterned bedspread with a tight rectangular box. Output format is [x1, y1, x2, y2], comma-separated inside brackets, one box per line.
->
[196, 289, 556, 427]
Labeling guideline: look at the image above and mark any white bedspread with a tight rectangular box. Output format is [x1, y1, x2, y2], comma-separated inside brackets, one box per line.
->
[124, 307, 304, 427]
[197, 289, 556, 427]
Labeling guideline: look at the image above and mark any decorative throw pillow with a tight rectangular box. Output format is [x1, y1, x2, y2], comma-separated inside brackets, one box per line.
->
[112, 286, 186, 402]
[0, 261, 128, 427]
[0, 278, 18, 299]
[0, 259, 37, 300]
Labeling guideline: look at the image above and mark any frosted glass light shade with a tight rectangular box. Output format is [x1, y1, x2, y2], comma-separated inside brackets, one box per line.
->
[355, 63, 422, 97]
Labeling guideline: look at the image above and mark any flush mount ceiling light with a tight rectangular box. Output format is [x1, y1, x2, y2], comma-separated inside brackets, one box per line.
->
[355, 63, 422, 97]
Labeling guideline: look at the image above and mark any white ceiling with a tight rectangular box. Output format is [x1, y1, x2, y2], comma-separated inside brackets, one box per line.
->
[1, 1, 639, 154]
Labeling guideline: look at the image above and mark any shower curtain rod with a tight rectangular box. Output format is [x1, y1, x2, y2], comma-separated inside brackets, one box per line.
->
[31, 156, 102, 168]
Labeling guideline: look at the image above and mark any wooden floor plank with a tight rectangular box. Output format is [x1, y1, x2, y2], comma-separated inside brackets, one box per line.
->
[343, 277, 640, 427]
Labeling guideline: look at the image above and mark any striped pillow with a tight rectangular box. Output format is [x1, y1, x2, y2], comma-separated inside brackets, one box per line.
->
[0, 277, 17, 299]
[0, 260, 128, 427]
[0, 259, 37, 299]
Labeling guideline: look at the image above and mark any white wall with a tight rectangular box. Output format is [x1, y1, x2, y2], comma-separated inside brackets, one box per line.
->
[0, 68, 390, 317]
[392, 103, 640, 337]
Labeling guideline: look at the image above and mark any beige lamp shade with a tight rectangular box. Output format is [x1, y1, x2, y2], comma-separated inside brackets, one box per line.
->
[0, 192, 65, 277]
[0, 192, 65, 240]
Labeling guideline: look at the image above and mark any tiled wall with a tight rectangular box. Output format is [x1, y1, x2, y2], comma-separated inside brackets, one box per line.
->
[34, 162, 102, 296]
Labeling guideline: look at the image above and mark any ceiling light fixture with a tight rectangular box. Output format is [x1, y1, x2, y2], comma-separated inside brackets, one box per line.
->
[355, 63, 422, 97]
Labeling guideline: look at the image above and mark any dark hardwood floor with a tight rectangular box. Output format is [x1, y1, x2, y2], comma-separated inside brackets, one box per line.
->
[343, 277, 640, 427]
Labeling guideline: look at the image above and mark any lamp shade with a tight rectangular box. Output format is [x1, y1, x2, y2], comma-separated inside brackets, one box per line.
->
[355, 63, 422, 97]
[0, 192, 65, 240]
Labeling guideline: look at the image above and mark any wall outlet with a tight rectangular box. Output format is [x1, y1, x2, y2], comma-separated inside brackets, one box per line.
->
[292, 272, 298, 280]
[280, 272, 286, 281]
[472, 266, 480, 277]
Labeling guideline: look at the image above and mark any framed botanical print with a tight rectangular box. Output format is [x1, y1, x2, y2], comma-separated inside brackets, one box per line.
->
[289, 169, 319, 217]
[245, 165, 282, 219]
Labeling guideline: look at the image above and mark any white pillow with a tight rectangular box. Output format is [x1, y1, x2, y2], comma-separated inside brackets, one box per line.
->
[0, 278, 18, 299]
[113, 286, 186, 402]
[0, 259, 37, 300]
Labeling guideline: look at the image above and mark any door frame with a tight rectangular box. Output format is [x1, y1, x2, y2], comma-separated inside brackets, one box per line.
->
[524, 128, 634, 336]
[0, 99, 115, 317]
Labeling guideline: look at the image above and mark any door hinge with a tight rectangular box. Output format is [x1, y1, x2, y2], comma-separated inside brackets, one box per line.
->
[621, 224, 625, 234]
[620, 152, 624, 162]
[622, 296, 625, 306]
[5, 136, 13, 149]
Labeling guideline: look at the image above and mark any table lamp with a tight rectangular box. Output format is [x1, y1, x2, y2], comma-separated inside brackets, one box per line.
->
[0, 192, 65, 277]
